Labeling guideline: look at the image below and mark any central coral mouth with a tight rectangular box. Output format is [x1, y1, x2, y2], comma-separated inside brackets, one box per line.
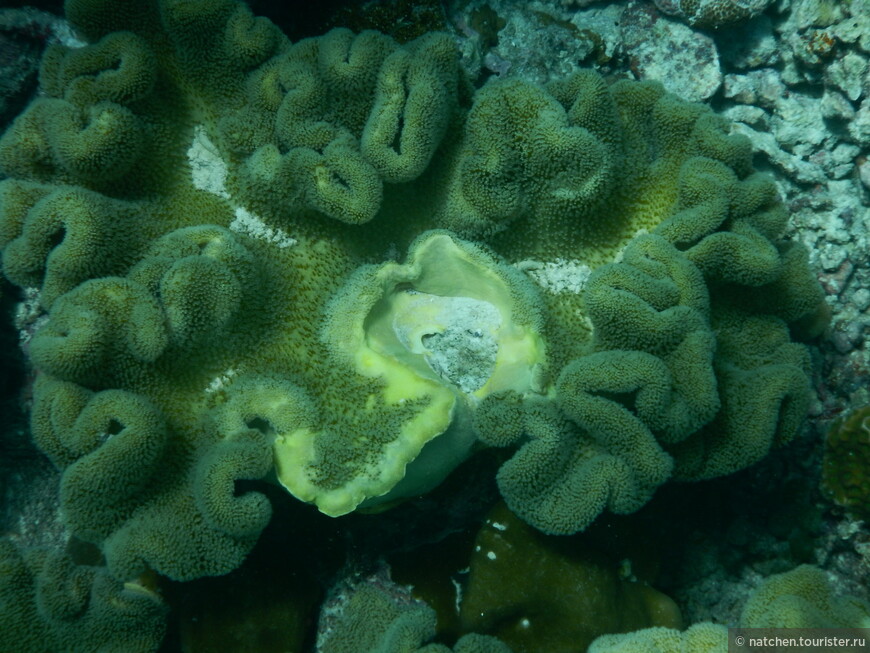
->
[390, 290, 502, 393]
[362, 231, 548, 403]
[272, 230, 548, 517]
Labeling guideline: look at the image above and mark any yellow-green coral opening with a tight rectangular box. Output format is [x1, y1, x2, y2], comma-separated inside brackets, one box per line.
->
[365, 232, 547, 400]
[273, 231, 548, 516]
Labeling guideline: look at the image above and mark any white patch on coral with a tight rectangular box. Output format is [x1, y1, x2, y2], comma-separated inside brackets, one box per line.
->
[486, 550, 497, 561]
[53, 20, 87, 48]
[575, 310, 593, 332]
[452, 577, 464, 614]
[613, 228, 649, 263]
[204, 368, 239, 394]
[230, 207, 297, 249]
[15, 287, 48, 346]
[618, 558, 636, 581]
[187, 126, 297, 249]
[188, 126, 230, 199]
[491, 521, 507, 531]
[516, 259, 592, 294]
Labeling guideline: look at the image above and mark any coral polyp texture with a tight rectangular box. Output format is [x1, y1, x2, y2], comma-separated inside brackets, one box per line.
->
[0, 538, 167, 653]
[821, 406, 870, 519]
[0, 0, 825, 587]
[586, 565, 870, 652]
[317, 572, 512, 653]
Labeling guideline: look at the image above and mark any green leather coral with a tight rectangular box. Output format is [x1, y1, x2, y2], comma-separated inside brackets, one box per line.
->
[441, 71, 822, 534]
[219, 26, 463, 225]
[587, 623, 727, 653]
[318, 577, 512, 653]
[587, 564, 870, 651]
[0, 0, 827, 587]
[435, 71, 622, 241]
[491, 234, 718, 533]
[741, 565, 870, 628]
[0, 538, 166, 653]
[822, 406, 870, 519]
[274, 230, 547, 516]
[0, 184, 145, 308]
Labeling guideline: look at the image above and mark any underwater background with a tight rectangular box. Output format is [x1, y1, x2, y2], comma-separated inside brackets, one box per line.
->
[0, 0, 868, 651]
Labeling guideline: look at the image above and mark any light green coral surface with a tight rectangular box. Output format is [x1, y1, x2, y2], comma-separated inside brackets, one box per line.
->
[0, 0, 825, 594]
[741, 564, 870, 628]
[588, 623, 728, 653]
[588, 564, 870, 652]
[318, 577, 512, 653]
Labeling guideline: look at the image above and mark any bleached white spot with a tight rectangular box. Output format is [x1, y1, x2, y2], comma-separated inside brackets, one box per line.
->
[618, 558, 636, 581]
[491, 521, 507, 531]
[519, 617, 531, 629]
[516, 259, 592, 295]
[188, 126, 230, 199]
[205, 368, 239, 394]
[188, 126, 297, 249]
[613, 228, 649, 263]
[230, 207, 297, 249]
[486, 551, 496, 561]
[15, 287, 47, 346]
[451, 577, 463, 614]
[53, 20, 87, 48]
[574, 310, 594, 332]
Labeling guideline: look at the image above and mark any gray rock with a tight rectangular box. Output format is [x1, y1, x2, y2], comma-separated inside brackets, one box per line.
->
[807, 143, 861, 180]
[821, 90, 858, 120]
[853, 288, 870, 312]
[779, 50, 807, 86]
[731, 122, 828, 183]
[832, 142, 861, 165]
[570, 2, 624, 60]
[809, 155, 850, 180]
[474, 1, 616, 85]
[620, 4, 722, 101]
[559, 0, 602, 6]
[770, 92, 828, 149]
[848, 98, 870, 144]
[723, 74, 757, 103]
[825, 51, 869, 101]
[832, 4, 870, 53]
[653, 0, 775, 28]
[823, 221, 853, 246]
[820, 242, 848, 271]
[722, 104, 771, 129]
[0, 8, 63, 128]
[785, 29, 835, 68]
[789, 0, 847, 30]
[719, 15, 780, 69]
[723, 68, 786, 107]
[859, 157, 870, 190]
